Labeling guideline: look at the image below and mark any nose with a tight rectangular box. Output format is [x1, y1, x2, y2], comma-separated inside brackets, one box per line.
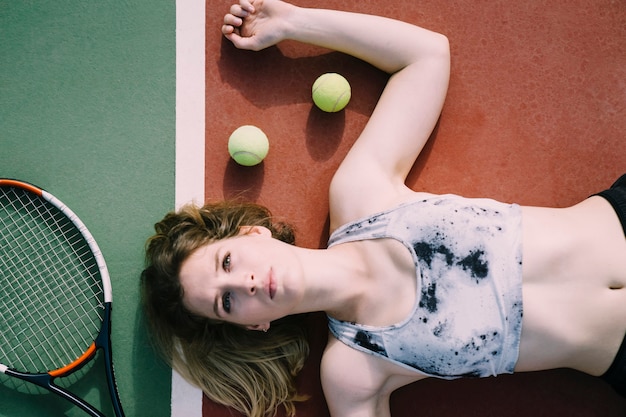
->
[244, 273, 256, 296]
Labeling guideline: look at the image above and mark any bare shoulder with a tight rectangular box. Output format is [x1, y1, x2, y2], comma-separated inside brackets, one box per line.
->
[321, 334, 427, 416]
[321, 336, 387, 401]
[328, 161, 401, 231]
[328, 174, 433, 232]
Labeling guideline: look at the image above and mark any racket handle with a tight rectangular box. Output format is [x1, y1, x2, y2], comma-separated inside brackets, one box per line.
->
[3, 367, 106, 417]
[98, 302, 126, 417]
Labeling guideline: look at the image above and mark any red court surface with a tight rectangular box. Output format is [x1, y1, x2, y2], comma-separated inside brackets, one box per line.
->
[203, 0, 626, 415]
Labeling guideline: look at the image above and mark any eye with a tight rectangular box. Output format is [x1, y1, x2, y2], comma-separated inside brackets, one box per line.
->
[222, 292, 232, 314]
[222, 253, 231, 272]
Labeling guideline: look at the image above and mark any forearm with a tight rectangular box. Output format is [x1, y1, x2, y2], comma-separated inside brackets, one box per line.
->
[283, 5, 448, 74]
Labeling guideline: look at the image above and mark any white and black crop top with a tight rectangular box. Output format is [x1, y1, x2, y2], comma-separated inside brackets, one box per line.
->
[327, 195, 523, 379]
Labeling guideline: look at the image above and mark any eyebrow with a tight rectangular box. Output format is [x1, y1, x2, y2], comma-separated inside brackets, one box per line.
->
[213, 250, 222, 319]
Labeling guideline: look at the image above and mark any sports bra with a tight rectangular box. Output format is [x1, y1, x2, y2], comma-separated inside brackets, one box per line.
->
[326, 194, 523, 379]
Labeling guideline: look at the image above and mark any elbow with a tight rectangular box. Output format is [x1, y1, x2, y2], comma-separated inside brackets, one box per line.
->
[433, 32, 450, 62]
[405, 30, 450, 71]
[424, 32, 450, 77]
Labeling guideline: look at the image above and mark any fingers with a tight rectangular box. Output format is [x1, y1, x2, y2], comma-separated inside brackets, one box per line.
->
[227, 0, 255, 22]
[222, 0, 267, 50]
[223, 31, 257, 51]
[222, 0, 256, 37]
[221, 7, 250, 49]
[239, 0, 255, 14]
[223, 13, 243, 29]
[229, 3, 249, 18]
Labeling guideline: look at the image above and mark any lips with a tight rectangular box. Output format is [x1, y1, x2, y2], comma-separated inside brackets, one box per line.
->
[267, 270, 276, 299]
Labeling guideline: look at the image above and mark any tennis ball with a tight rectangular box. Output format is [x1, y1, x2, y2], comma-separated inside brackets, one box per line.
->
[228, 125, 269, 166]
[312, 73, 351, 112]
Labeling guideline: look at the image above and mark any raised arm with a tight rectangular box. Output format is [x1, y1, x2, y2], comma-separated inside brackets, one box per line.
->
[223, 0, 450, 227]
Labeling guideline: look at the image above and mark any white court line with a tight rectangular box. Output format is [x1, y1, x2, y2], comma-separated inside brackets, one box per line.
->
[172, 0, 205, 416]
[175, 0, 206, 209]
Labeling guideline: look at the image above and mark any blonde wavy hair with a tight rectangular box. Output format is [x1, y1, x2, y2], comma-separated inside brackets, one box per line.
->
[140, 201, 310, 417]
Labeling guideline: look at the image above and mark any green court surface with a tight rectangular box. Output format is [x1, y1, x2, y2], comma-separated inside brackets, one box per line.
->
[1, 1, 175, 415]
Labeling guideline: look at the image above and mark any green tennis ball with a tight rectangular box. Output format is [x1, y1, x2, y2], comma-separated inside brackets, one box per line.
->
[228, 125, 269, 166]
[312, 73, 351, 112]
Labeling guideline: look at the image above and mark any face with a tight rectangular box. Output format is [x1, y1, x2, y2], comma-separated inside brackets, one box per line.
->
[179, 226, 303, 330]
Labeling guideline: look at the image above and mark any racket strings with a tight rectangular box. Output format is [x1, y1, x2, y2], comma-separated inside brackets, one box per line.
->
[0, 187, 104, 374]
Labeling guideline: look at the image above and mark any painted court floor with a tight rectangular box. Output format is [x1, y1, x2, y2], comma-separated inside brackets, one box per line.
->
[202, 0, 626, 416]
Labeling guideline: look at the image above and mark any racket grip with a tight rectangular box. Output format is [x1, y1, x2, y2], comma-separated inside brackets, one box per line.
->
[3, 367, 106, 417]
[98, 302, 126, 417]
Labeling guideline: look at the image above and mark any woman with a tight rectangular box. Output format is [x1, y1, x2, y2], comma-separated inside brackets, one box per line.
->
[141, 0, 626, 416]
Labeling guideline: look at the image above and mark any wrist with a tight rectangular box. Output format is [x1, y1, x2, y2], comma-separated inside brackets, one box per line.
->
[276, 1, 301, 42]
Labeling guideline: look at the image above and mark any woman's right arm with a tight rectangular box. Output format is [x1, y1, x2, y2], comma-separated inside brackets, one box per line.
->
[321, 336, 428, 416]
[321, 337, 392, 417]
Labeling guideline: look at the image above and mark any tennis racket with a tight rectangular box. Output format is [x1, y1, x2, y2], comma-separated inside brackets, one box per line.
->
[0, 179, 125, 417]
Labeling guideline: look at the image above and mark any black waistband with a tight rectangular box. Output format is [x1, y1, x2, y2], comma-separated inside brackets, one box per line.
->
[592, 173, 626, 238]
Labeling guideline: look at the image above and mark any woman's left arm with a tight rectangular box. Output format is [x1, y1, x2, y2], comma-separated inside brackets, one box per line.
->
[223, 0, 450, 222]
[272, 4, 450, 223]
[319, 11, 450, 224]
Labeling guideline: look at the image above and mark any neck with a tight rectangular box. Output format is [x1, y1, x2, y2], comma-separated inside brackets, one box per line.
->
[295, 243, 367, 319]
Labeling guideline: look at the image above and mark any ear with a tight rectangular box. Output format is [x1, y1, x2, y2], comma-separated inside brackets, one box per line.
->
[238, 225, 272, 237]
[246, 322, 270, 332]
